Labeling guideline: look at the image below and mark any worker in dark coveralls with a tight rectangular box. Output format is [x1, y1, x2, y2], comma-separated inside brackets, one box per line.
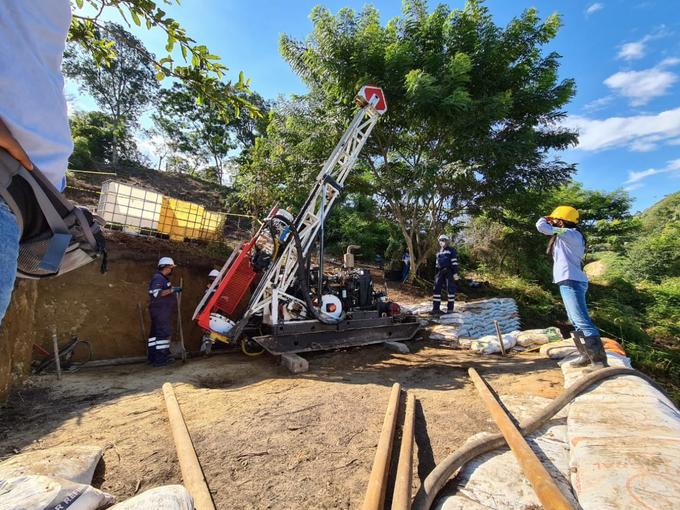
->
[429, 234, 459, 315]
[147, 257, 182, 367]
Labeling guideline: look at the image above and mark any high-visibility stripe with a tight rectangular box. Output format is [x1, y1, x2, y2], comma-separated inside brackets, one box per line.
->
[148, 337, 156, 347]
[433, 295, 441, 299]
[448, 296, 455, 302]
[156, 342, 171, 349]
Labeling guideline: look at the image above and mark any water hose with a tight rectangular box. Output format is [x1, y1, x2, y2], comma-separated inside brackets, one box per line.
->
[412, 367, 671, 510]
[273, 214, 347, 325]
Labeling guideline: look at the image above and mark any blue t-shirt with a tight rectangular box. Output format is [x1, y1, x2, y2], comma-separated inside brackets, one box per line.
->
[536, 217, 588, 284]
[148, 272, 175, 309]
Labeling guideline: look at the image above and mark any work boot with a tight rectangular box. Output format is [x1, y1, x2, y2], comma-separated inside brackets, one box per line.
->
[428, 308, 443, 316]
[446, 302, 454, 314]
[568, 331, 590, 367]
[153, 348, 175, 367]
[582, 335, 609, 373]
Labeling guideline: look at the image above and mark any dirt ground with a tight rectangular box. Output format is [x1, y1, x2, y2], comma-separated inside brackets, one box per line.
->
[0, 341, 564, 510]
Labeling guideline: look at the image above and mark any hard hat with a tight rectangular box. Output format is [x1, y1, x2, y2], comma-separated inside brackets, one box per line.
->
[158, 257, 175, 267]
[208, 270, 220, 278]
[438, 234, 450, 242]
[549, 206, 579, 224]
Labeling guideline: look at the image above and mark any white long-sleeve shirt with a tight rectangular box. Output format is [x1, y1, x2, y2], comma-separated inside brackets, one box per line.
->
[0, 0, 73, 190]
[536, 217, 588, 284]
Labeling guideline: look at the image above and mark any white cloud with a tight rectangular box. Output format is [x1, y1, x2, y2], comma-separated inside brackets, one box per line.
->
[667, 138, 680, 145]
[604, 59, 679, 106]
[618, 42, 646, 61]
[586, 3, 604, 16]
[564, 107, 680, 152]
[625, 183, 644, 191]
[624, 159, 680, 184]
[582, 96, 614, 113]
[630, 139, 659, 152]
[616, 27, 668, 61]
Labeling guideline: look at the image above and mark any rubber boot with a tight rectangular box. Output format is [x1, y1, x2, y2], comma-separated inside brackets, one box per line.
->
[428, 300, 443, 315]
[153, 348, 175, 367]
[568, 331, 590, 367]
[582, 335, 609, 373]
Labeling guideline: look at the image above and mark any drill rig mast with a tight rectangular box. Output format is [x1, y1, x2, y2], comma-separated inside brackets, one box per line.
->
[194, 86, 419, 354]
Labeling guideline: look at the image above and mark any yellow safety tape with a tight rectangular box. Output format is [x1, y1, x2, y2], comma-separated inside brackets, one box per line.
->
[67, 169, 117, 175]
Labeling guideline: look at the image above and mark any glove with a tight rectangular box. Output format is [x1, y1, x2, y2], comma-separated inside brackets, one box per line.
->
[173, 287, 182, 293]
[453, 274, 460, 281]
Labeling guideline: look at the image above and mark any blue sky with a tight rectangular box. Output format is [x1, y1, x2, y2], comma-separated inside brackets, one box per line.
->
[68, 0, 680, 212]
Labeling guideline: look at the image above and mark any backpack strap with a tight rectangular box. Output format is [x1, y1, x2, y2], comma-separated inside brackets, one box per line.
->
[0, 149, 72, 273]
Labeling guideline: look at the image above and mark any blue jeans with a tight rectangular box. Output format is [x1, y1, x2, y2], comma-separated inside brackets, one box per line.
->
[558, 279, 599, 337]
[0, 197, 20, 326]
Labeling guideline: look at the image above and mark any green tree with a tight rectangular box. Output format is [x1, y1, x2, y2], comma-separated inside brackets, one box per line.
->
[154, 84, 270, 184]
[68, 0, 257, 119]
[279, 0, 578, 278]
[68, 110, 141, 168]
[64, 22, 159, 165]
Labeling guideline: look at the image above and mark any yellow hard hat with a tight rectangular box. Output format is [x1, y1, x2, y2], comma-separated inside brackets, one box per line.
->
[549, 206, 579, 224]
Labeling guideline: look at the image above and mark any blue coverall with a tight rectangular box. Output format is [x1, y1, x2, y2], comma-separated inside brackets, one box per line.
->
[433, 246, 459, 313]
[148, 272, 176, 366]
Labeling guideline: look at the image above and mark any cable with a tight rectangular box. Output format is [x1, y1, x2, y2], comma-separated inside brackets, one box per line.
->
[412, 367, 673, 510]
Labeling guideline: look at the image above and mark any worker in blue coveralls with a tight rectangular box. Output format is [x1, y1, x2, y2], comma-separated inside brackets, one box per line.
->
[429, 234, 459, 315]
[147, 257, 182, 367]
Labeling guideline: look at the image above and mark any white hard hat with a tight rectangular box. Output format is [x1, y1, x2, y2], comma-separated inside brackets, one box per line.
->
[209, 270, 220, 277]
[158, 257, 175, 267]
[438, 234, 450, 241]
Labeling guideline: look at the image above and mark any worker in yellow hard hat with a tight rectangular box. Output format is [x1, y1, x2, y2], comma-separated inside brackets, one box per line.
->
[537, 206, 608, 373]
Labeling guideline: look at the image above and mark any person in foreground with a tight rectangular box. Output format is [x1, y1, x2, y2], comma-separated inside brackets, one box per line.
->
[536, 206, 609, 372]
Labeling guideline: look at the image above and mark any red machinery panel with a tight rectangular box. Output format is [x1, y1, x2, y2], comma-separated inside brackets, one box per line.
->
[196, 239, 256, 330]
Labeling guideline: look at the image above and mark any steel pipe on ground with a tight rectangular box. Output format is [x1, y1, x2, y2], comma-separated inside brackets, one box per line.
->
[162, 382, 216, 510]
[392, 392, 416, 510]
[362, 382, 402, 510]
[468, 368, 574, 510]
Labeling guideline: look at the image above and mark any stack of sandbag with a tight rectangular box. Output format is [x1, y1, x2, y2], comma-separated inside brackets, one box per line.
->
[0, 446, 114, 510]
[430, 298, 521, 344]
[0, 446, 194, 510]
[559, 351, 680, 509]
[540, 337, 625, 359]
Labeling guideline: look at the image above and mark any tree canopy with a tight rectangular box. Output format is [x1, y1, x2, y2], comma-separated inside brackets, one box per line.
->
[279, 0, 578, 276]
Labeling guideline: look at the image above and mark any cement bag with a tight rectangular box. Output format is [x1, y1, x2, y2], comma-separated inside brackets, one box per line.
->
[516, 327, 562, 347]
[110, 486, 193, 510]
[470, 334, 516, 354]
[429, 324, 460, 342]
[0, 475, 115, 510]
[540, 339, 577, 359]
[0, 446, 103, 485]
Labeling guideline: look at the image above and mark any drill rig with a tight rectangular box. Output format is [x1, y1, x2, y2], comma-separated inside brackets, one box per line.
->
[193, 85, 419, 355]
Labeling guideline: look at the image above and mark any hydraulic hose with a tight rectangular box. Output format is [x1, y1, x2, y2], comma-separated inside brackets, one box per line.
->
[272, 214, 347, 325]
[412, 367, 672, 510]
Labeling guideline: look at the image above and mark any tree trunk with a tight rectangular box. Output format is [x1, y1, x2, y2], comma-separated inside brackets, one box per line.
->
[112, 117, 120, 166]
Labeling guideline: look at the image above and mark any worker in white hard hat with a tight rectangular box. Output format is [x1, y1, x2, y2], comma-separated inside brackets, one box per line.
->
[147, 257, 181, 367]
[429, 234, 459, 315]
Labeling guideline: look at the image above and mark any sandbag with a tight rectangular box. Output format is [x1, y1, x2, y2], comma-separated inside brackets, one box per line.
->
[109, 486, 193, 510]
[470, 334, 516, 355]
[0, 475, 115, 510]
[0, 446, 103, 485]
[429, 324, 460, 343]
[540, 339, 578, 359]
[516, 327, 562, 347]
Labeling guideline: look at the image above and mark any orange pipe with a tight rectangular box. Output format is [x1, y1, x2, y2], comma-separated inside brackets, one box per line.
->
[468, 368, 574, 510]
[362, 382, 402, 510]
[392, 392, 416, 510]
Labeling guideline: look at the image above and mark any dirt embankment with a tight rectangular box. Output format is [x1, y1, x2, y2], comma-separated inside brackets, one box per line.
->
[0, 232, 224, 402]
